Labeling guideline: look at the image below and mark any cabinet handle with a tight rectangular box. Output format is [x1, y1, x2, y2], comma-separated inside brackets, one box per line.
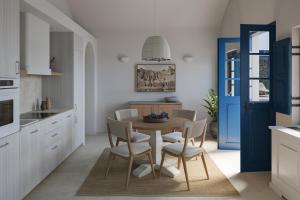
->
[0, 142, 9, 149]
[30, 129, 39, 134]
[15, 61, 20, 74]
[51, 121, 58, 125]
[51, 145, 58, 150]
[51, 133, 58, 138]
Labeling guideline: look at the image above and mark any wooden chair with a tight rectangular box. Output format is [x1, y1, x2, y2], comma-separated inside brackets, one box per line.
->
[105, 118, 155, 189]
[159, 118, 208, 191]
[115, 109, 150, 146]
[162, 109, 197, 145]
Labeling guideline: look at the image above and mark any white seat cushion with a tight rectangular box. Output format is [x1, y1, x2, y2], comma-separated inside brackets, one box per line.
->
[111, 143, 151, 157]
[131, 132, 150, 143]
[163, 143, 204, 158]
[162, 132, 184, 143]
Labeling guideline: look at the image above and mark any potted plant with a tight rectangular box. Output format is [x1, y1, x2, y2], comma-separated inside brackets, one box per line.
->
[202, 89, 218, 138]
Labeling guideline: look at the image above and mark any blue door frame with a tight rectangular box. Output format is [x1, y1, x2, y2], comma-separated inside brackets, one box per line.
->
[240, 24, 276, 172]
[218, 38, 241, 150]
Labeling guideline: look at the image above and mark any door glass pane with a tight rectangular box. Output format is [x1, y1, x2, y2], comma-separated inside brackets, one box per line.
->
[225, 80, 240, 96]
[249, 55, 270, 78]
[249, 31, 269, 53]
[226, 61, 240, 78]
[249, 79, 270, 102]
[225, 43, 240, 60]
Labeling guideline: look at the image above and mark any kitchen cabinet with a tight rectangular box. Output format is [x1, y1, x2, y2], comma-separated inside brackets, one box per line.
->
[19, 110, 75, 199]
[42, 140, 61, 178]
[0, 0, 20, 78]
[21, 12, 51, 75]
[128, 101, 182, 118]
[0, 132, 20, 200]
[269, 127, 300, 200]
[73, 33, 85, 150]
[62, 112, 73, 159]
[20, 123, 43, 199]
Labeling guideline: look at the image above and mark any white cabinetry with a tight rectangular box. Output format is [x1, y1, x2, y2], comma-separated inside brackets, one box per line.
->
[0, 132, 20, 200]
[0, 0, 20, 78]
[62, 111, 73, 159]
[270, 127, 300, 200]
[21, 12, 51, 75]
[73, 34, 85, 150]
[20, 124, 43, 199]
[19, 110, 75, 199]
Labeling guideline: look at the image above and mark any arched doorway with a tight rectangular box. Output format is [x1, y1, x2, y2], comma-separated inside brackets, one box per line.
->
[84, 42, 96, 135]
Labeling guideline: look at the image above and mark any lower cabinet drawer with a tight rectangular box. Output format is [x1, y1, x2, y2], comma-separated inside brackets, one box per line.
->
[42, 141, 61, 178]
[43, 128, 61, 148]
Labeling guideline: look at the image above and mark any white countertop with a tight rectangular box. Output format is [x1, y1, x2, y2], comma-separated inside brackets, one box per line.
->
[269, 125, 300, 140]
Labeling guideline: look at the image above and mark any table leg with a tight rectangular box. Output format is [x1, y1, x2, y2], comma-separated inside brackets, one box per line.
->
[132, 130, 180, 178]
[149, 130, 163, 164]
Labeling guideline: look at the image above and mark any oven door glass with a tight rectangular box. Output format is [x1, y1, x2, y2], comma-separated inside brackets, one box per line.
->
[0, 89, 19, 138]
[0, 99, 13, 126]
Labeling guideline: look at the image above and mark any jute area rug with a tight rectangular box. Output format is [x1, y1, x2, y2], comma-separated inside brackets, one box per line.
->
[77, 148, 239, 197]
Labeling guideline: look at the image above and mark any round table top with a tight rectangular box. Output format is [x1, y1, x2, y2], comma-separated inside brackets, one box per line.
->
[124, 117, 188, 131]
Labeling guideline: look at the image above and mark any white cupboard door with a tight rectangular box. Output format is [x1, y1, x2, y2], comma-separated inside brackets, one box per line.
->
[20, 126, 42, 198]
[0, 137, 8, 200]
[42, 141, 60, 178]
[0, 133, 19, 200]
[21, 12, 50, 75]
[63, 113, 73, 158]
[73, 34, 85, 150]
[5, 133, 19, 200]
[0, 0, 20, 78]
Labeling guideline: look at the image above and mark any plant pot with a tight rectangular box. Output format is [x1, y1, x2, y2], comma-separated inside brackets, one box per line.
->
[210, 121, 218, 139]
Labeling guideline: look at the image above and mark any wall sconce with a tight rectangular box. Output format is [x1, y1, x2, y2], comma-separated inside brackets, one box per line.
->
[118, 55, 130, 63]
[183, 55, 194, 63]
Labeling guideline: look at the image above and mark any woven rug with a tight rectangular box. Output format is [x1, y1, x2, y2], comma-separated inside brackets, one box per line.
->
[77, 148, 239, 197]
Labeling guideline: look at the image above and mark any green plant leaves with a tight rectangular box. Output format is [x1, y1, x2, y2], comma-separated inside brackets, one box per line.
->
[202, 89, 218, 121]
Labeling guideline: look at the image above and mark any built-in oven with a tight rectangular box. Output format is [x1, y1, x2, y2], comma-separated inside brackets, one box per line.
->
[0, 78, 20, 139]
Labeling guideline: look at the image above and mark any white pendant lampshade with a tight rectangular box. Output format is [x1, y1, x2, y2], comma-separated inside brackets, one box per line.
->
[142, 36, 171, 62]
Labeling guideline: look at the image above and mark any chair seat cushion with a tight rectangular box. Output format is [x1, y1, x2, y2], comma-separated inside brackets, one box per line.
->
[131, 132, 150, 142]
[163, 143, 204, 157]
[111, 143, 151, 157]
[162, 132, 184, 143]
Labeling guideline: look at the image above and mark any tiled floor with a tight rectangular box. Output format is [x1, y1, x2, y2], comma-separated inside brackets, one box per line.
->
[25, 135, 280, 200]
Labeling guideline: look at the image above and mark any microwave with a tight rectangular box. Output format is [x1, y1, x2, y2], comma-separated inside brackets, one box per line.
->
[0, 78, 20, 139]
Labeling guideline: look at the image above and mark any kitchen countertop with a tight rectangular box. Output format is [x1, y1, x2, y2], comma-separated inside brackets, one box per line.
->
[269, 125, 300, 140]
[20, 108, 74, 128]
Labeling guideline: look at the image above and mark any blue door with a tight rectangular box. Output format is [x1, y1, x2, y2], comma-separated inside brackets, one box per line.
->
[218, 38, 241, 150]
[240, 24, 276, 172]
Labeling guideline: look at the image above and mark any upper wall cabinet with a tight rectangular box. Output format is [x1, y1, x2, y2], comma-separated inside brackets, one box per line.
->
[21, 12, 51, 75]
[0, 0, 20, 78]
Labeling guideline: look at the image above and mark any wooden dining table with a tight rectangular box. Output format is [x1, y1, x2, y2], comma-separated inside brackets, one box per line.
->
[124, 117, 188, 178]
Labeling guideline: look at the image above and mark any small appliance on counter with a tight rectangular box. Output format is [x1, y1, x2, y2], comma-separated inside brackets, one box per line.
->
[40, 97, 52, 111]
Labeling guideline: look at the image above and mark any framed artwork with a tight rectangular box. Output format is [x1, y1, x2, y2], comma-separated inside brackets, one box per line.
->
[136, 64, 176, 92]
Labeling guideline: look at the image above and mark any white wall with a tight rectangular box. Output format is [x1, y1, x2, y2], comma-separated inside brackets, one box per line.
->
[20, 76, 42, 113]
[221, 0, 276, 37]
[97, 28, 219, 133]
[221, 0, 300, 40]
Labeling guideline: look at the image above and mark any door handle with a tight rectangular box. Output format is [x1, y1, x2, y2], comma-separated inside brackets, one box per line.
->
[30, 129, 39, 134]
[15, 61, 20, 74]
[0, 142, 9, 149]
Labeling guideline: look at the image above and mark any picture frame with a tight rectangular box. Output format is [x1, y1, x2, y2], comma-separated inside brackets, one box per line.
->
[136, 64, 176, 92]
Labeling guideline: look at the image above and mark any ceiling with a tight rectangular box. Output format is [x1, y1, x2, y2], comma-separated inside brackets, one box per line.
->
[48, 0, 230, 37]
